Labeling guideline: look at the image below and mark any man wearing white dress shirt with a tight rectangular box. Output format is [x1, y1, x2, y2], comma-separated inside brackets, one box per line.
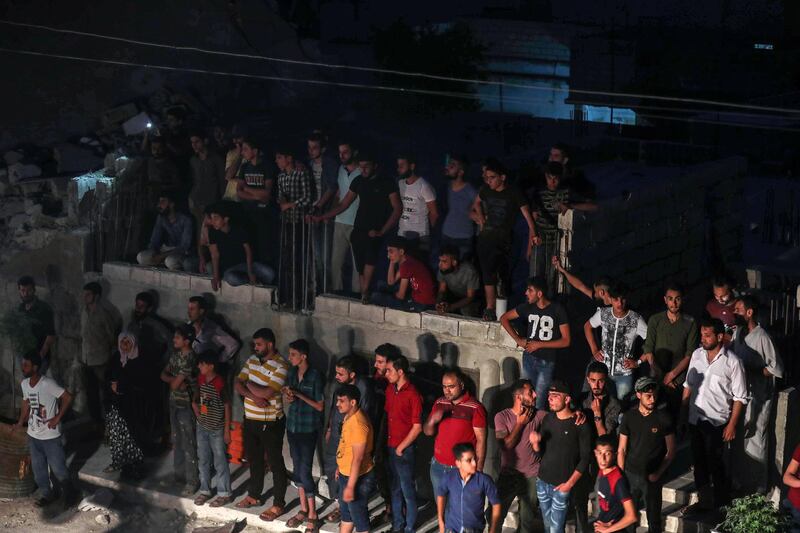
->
[679, 318, 747, 516]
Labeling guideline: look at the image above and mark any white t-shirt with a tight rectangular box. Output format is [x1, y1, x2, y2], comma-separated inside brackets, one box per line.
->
[22, 376, 66, 440]
[398, 176, 436, 237]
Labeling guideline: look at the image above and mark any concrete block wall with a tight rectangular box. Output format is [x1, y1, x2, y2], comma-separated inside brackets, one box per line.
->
[569, 157, 746, 308]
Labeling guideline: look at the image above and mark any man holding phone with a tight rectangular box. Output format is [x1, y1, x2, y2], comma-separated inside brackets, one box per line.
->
[423, 370, 487, 497]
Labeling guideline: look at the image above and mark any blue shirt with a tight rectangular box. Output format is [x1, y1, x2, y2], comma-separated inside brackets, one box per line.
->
[442, 182, 477, 239]
[149, 212, 193, 254]
[437, 469, 500, 532]
[335, 165, 361, 225]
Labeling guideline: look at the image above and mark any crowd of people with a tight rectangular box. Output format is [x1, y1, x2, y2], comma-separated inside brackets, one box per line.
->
[8, 265, 798, 532]
[133, 117, 597, 317]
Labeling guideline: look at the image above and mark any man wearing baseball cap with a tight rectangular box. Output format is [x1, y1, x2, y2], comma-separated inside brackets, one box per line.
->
[618, 377, 676, 533]
[530, 379, 592, 533]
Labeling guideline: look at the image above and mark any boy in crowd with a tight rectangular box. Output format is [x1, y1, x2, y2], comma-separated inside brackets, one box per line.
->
[500, 277, 570, 409]
[470, 159, 537, 321]
[435, 245, 481, 317]
[371, 236, 436, 311]
[160, 324, 199, 494]
[192, 351, 233, 507]
[436, 442, 501, 533]
[441, 154, 477, 260]
[584, 282, 647, 400]
[594, 435, 638, 533]
[396, 154, 438, 252]
[618, 377, 676, 533]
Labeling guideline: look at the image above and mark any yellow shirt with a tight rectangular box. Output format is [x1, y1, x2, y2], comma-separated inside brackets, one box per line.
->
[238, 353, 288, 421]
[336, 409, 374, 477]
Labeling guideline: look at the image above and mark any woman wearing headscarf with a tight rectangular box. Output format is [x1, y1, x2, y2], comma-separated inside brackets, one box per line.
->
[106, 330, 161, 478]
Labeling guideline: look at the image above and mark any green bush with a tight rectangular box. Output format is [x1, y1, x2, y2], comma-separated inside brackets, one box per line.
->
[720, 494, 792, 533]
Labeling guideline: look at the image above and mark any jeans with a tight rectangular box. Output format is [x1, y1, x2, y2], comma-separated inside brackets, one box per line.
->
[169, 402, 198, 486]
[496, 470, 538, 533]
[243, 417, 288, 506]
[29, 436, 70, 498]
[610, 374, 635, 401]
[222, 262, 276, 286]
[522, 354, 555, 411]
[288, 431, 318, 495]
[627, 471, 662, 533]
[370, 281, 433, 312]
[389, 445, 418, 533]
[537, 479, 571, 533]
[313, 220, 332, 293]
[690, 421, 729, 507]
[197, 426, 231, 496]
[137, 246, 193, 271]
[430, 457, 456, 499]
[331, 222, 359, 292]
[338, 470, 376, 532]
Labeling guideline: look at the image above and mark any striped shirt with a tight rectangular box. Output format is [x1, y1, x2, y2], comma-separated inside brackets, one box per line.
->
[195, 373, 228, 431]
[238, 353, 289, 421]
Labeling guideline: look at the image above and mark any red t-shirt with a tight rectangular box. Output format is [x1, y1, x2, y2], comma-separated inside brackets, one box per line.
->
[398, 256, 436, 305]
[789, 445, 800, 510]
[384, 380, 423, 448]
[705, 299, 736, 328]
[431, 392, 487, 465]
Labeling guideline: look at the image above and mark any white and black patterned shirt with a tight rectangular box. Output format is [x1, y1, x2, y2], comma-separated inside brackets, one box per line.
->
[278, 167, 313, 223]
[589, 307, 648, 376]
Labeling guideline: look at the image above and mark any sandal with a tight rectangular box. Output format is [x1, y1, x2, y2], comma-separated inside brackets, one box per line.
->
[305, 518, 323, 532]
[235, 495, 261, 509]
[323, 508, 341, 523]
[209, 495, 233, 508]
[194, 494, 212, 506]
[286, 511, 308, 528]
[259, 505, 286, 522]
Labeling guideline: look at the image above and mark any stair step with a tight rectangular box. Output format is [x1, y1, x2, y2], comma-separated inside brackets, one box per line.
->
[639, 502, 720, 533]
[662, 474, 699, 505]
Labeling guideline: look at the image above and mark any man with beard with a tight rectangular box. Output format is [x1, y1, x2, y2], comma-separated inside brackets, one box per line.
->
[435, 245, 481, 317]
[372, 344, 398, 527]
[424, 370, 487, 497]
[326, 140, 361, 293]
[705, 276, 738, 334]
[495, 383, 587, 532]
[306, 132, 339, 291]
[440, 154, 477, 261]
[396, 154, 438, 254]
[618, 377, 676, 533]
[144, 137, 181, 205]
[313, 152, 402, 303]
[234, 138, 277, 267]
[17, 276, 56, 376]
[13, 352, 74, 507]
[137, 192, 194, 271]
[321, 356, 374, 524]
[679, 318, 747, 516]
[638, 283, 699, 418]
[188, 131, 225, 232]
[500, 277, 571, 410]
[731, 296, 783, 493]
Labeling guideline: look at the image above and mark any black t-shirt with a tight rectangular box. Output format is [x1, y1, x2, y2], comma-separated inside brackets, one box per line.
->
[619, 407, 675, 475]
[537, 412, 592, 486]
[597, 466, 633, 524]
[350, 175, 399, 232]
[208, 225, 249, 273]
[513, 301, 569, 362]
[19, 299, 56, 357]
[478, 185, 526, 238]
[238, 160, 275, 208]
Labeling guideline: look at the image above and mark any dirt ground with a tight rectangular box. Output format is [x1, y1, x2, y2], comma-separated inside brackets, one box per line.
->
[0, 492, 264, 533]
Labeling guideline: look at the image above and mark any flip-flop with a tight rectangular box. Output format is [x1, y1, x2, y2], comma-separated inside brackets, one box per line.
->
[305, 518, 323, 533]
[323, 508, 341, 523]
[235, 496, 261, 509]
[259, 505, 286, 522]
[286, 512, 308, 528]
[194, 494, 212, 506]
[209, 495, 233, 508]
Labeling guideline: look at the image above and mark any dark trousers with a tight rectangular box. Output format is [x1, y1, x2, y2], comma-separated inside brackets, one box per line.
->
[627, 471, 662, 533]
[571, 467, 593, 533]
[244, 417, 288, 506]
[690, 421, 729, 507]
[83, 363, 108, 426]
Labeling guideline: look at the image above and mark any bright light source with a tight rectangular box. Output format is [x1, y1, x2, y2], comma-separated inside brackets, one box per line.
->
[754, 43, 774, 50]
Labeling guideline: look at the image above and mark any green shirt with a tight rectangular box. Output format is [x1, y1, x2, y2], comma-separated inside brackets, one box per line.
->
[642, 311, 699, 383]
[285, 365, 325, 434]
[167, 350, 197, 407]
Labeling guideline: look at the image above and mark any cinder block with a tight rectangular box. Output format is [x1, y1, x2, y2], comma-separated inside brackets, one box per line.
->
[488, 323, 519, 349]
[253, 286, 276, 305]
[385, 308, 422, 329]
[190, 275, 214, 293]
[422, 313, 459, 336]
[458, 320, 489, 341]
[314, 295, 350, 316]
[219, 281, 253, 303]
[159, 271, 191, 291]
[102, 262, 131, 281]
[349, 302, 385, 323]
[130, 266, 159, 286]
